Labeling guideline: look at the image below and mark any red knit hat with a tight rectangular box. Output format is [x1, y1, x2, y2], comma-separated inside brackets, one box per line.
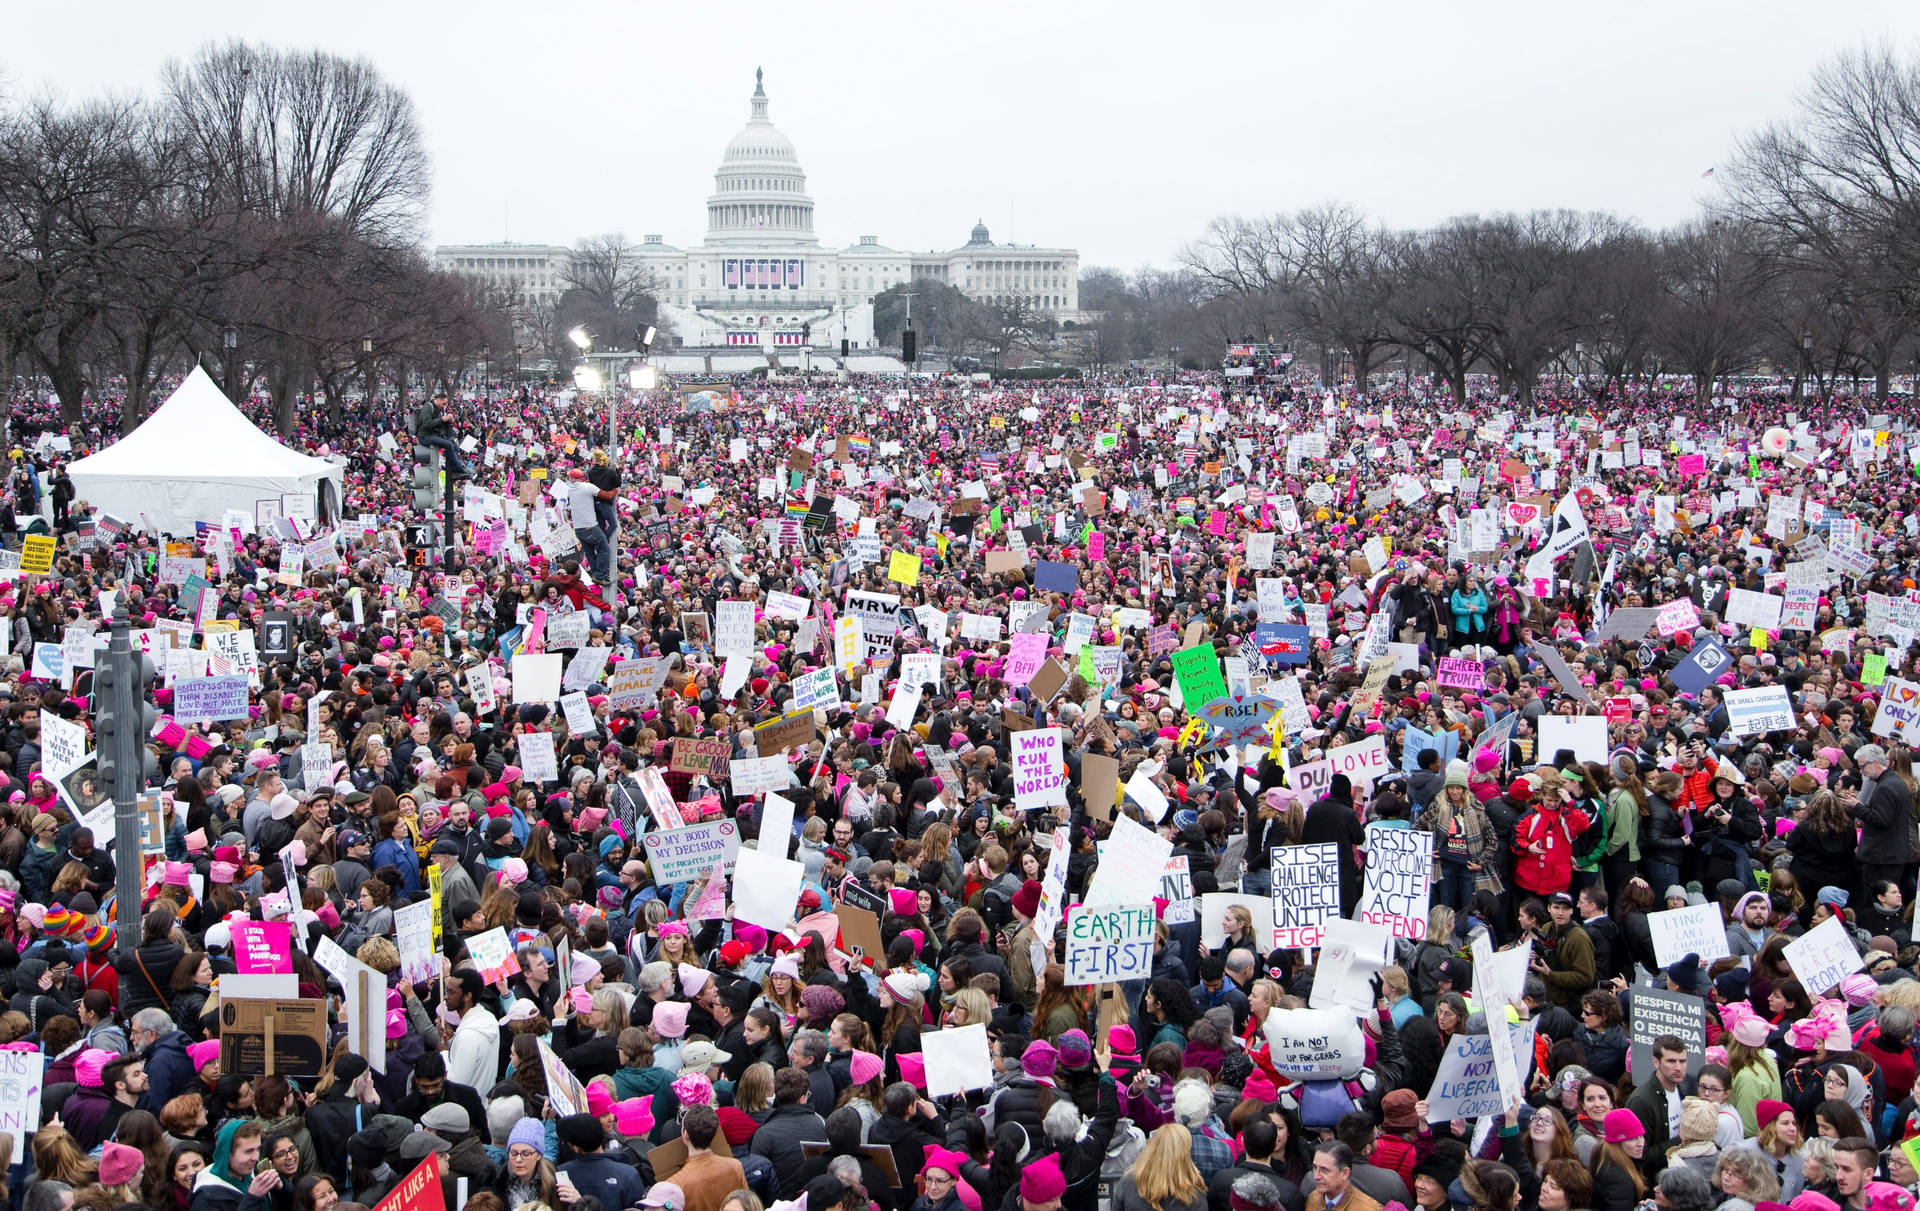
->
[1507, 778, 1534, 803]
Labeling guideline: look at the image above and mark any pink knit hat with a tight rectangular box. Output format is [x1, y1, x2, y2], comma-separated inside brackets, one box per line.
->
[186, 1040, 221, 1070]
[74, 1048, 114, 1088]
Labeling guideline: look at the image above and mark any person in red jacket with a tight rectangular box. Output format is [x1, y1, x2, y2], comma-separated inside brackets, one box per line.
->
[1371, 1089, 1421, 1191]
[1512, 774, 1593, 897]
[1667, 739, 1719, 814]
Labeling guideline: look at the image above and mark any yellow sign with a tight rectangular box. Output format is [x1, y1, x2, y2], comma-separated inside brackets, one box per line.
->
[428, 863, 443, 950]
[529, 468, 548, 480]
[988, 416, 1006, 430]
[1750, 628, 1769, 651]
[888, 550, 922, 587]
[20, 535, 55, 575]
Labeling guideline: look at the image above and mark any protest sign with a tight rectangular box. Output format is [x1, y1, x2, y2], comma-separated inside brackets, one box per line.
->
[731, 845, 806, 931]
[1356, 826, 1434, 940]
[173, 674, 252, 722]
[370, 1155, 444, 1211]
[1270, 843, 1342, 948]
[466, 927, 521, 986]
[1309, 917, 1393, 1013]
[1784, 914, 1864, 996]
[1034, 829, 1072, 939]
[0, 1051, 42, 1162]
[1629, 987, 1707, 1082]
[669, 738, 731, 779]
[394, 899, 436, 986]
[218, 998, 329, 1079]
[1326, 735, 1389, 785]
[518, 731, 557, 783]
[1725, 686, 1794, 737]
[1063, 902, 1156, 985]
[922, 1022, 994, 1098]
[730, 755, 790, 796]
[1010, 727, 1067, 810]
[1648, 902, 1734, 968]
[1170, 644, 1227, 705]
[537, 1038, 589, 1118]
[1537, 716, 1608, 765]
[642, 818, 743, 884]
[1086, 814, 1174, 907]
[1425, 1020, 1540, 1122]
[1435, 657, 1485, 690]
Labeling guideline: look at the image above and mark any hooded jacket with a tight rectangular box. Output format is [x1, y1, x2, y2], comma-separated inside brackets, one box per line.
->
[1510, 801, 1593, 895]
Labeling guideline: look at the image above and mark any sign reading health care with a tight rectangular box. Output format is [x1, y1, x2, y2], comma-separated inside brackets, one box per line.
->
[1011, 727, 1067, 811]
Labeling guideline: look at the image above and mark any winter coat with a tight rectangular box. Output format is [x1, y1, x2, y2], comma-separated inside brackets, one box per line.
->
[1449, 588, 1490, 636]
[1510, 802, 1592, 895]
[115, 937, 186, 1018]
[750, 1103, 828, 1197]
[1692, 797, 1763, 887]
[1642, 793, 1687, 866]
[1786, 820, 1857, 904]
[1853, 775, 1915, 865]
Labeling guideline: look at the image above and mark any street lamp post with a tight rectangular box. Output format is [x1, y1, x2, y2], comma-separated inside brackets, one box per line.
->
[222, 326, 239, 402]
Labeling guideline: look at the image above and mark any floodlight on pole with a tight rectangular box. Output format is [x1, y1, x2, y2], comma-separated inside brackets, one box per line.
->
[573, 364, 603, 392]
[631, 365, 659, 390]
[642, 326, 657, 349]
[569, 327, 593, 351]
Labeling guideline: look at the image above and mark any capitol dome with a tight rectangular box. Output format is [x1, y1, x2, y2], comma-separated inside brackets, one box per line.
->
[706, 69, 817, 247]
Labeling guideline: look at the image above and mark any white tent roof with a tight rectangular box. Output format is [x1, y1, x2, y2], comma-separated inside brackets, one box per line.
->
[67, 367, 344, 535]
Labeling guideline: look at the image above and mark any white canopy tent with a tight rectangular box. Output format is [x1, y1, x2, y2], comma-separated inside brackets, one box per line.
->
[65, 367, 345, 536]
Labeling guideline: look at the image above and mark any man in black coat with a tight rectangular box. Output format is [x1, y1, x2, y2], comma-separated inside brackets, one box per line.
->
[750, 1068, 828, 1198]
[1846, 744, 1912, 897]
[1302, 774, 1366, 915]
[1209, 1120, 1306, 1211]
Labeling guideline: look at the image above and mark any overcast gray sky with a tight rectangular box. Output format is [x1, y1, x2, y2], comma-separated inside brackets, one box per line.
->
[11, 0, 1920, 270]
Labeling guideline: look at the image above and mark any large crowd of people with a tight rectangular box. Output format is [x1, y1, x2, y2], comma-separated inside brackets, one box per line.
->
[0, 364, 1909, 1211]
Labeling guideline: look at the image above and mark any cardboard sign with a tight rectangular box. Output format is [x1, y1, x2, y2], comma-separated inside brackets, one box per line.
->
[1784, 914, 1864, 996]
[753, 711, 816, 757]
[1648, 902, 1733, 969]
[670, 737, 732, 779]
[1628, 987, 1707, 1083]
[1270, 842, 1343, 948]
[218, 997, 329, 1079]
[1063, 902, 1156, 985]
[1356, 826, 1434, 940]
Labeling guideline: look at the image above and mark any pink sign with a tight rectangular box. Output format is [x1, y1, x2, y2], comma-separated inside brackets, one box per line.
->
[1088, 531, 1105, 561]
[1678, 453, 1707, 476]
[231, 921, 293, 975]
[1435, 657, 1486, 690]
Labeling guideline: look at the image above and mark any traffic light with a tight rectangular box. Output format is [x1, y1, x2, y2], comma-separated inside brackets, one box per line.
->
[411, 445, 442, 513]
[841, 338, 850, 360]
[902, 330, 917, 363]
[93, 656, 118, 791]
[127, 652, 160, 788]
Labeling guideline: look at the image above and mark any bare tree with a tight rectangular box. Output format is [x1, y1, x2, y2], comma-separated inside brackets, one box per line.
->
[163, 41, 429, 245]
[1722, 42, 1920, 400]
[1650, 220, 1769, 403]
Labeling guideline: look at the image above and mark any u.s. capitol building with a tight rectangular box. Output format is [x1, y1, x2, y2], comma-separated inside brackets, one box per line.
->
[436, 70, 1078, 354]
